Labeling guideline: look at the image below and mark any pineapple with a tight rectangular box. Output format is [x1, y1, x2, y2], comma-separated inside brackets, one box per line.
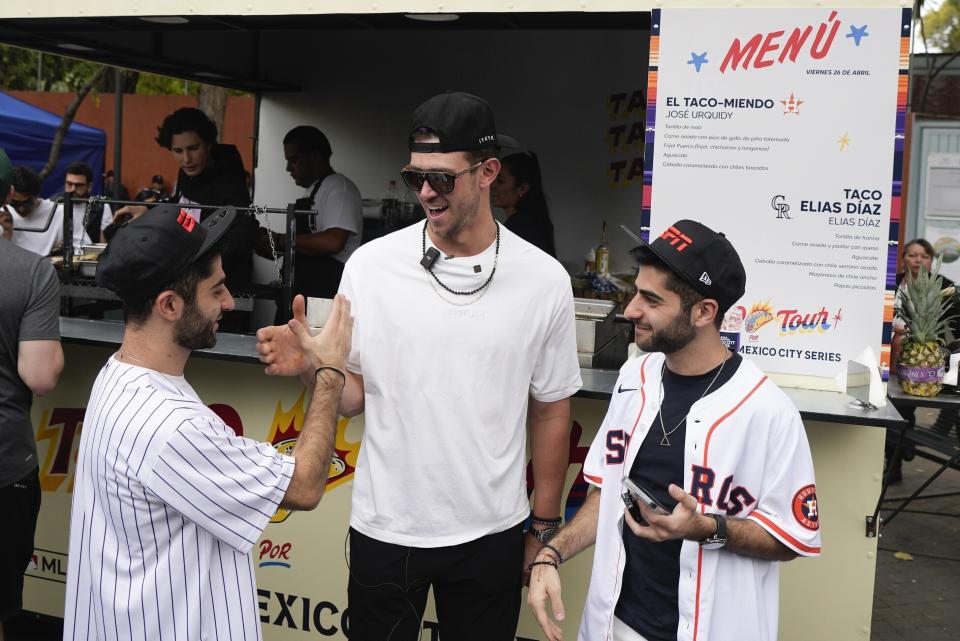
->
[895, 257, 956, 396]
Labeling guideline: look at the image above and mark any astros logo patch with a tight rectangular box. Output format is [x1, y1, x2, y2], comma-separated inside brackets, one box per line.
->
[792, 484, 819, 530]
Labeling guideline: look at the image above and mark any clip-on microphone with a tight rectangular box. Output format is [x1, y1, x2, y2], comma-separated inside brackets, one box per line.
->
[420, 247, 441, 270]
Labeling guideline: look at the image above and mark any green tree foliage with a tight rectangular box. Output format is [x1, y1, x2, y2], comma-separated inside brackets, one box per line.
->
[0, 44, 244, 97]
[922, 0, 960, 52]
[0, 45, 103, 92]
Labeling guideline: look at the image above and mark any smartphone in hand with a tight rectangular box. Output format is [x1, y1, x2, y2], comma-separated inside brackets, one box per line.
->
[622, 477, 671, 519]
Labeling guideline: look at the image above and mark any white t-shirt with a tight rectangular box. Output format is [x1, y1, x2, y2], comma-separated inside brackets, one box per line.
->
[64, 357, 295, 641]
[338, 221, 582, 547]
[8, 198, 62, 256]
[56, 201, 114, 246]
[305, 173, 362, 264]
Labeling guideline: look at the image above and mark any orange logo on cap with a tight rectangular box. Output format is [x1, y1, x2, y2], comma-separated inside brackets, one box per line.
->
[177, 210, 197, 232]
[660, 226, 693, 251]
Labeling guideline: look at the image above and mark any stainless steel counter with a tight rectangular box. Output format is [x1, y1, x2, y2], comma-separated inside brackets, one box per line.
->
[60, 318, 903, 427]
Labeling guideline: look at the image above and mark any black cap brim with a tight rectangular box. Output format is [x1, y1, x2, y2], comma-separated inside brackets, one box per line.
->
[197, 206, 236, 259]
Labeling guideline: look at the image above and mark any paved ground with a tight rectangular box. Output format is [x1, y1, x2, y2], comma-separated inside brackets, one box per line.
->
[871, 408, 960, 641]
[6, 407, 960, 641]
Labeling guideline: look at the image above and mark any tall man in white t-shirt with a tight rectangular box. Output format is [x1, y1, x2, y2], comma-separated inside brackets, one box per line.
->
[256, 91, 583, 640]
[63, 203, 354, 641]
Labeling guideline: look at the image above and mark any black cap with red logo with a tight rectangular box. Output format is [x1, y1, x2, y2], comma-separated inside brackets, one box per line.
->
[96, 203, 236, 303]
[621, 219, 746, 313]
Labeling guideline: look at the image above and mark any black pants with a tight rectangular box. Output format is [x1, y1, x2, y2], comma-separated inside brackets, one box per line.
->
[347, 524, 523, 641]
[0, 468, 41, 621]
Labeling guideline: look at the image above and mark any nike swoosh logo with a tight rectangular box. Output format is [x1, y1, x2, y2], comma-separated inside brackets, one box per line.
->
[617, 384, 638, 393]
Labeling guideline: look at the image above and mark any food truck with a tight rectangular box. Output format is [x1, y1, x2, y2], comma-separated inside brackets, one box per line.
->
[0, 1, 911, 639]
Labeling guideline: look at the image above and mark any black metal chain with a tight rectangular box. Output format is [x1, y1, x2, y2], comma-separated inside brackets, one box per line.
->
[421, 220, 499, 296]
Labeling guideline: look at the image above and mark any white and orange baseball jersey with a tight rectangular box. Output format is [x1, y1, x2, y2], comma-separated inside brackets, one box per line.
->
[580, 352, 821, 641]
[63, 357, 294, 641]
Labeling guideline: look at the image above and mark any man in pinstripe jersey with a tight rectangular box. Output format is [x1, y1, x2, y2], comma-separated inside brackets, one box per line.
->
[62, 203, 353, 641]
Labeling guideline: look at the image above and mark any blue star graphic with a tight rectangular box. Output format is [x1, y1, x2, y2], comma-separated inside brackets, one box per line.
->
[847, 24, 869, 46]
[688, 51, 708, 73]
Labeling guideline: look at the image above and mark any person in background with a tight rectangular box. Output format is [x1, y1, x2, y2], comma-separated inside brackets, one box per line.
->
[491, 151, 556, 257]
[156, 107, 259, 299]
[261, 125, 362, 301]
[887, 238, 960, 481]
[6, 166, 63, 257]
[0, 146, 65, 641]
[150, 173, 169, 199]
[57, 161, 114, 246]
[257, 91, 582, 641]
[101, 169, 130, 202]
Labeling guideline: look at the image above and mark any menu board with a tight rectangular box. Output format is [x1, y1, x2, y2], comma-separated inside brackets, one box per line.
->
[643, 8, 910, 380]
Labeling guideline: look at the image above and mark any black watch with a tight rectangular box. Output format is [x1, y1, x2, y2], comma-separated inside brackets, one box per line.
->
[527, 527, 558, 543]
[700, 513, 727, 550]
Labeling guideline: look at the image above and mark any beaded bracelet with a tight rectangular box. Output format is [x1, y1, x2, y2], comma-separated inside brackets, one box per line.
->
[531, 514, 562, 527]
[315, 366, 346, 383]
[528, 559, 558, 571]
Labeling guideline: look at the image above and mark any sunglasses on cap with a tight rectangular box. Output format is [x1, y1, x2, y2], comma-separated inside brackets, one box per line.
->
[400, 161, 483, 195]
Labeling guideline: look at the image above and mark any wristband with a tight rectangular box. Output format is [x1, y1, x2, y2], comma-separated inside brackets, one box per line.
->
[531, 514, 562, 527]
[539, 542, 564, 565]
[315, 366, 346, 384]
[527, 559, 558, 571]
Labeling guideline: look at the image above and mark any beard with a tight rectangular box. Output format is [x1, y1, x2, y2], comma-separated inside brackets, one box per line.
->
[636, 308, 697, 354]
[174, 301, 218, 350]
[427, 195, 480, 239]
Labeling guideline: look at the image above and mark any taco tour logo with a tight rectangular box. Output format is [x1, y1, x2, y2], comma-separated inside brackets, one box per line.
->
[735, 301, 840, 337]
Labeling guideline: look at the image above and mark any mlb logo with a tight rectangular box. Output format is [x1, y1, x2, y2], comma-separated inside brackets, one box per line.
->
[30, 554, 38, 571]
[720, 331, 740, 352]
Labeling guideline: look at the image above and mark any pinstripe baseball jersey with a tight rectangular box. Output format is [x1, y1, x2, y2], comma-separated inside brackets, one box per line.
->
[63, 356, 295, 641]
[579, 352, 821, 641]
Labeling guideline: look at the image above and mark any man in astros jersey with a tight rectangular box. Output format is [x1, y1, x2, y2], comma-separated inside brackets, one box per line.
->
[528, 220, 821, 641]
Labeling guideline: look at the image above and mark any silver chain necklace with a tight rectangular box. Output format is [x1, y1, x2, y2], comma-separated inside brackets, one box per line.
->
[118, 351, 152, 369]
[657, 356, 727, 447]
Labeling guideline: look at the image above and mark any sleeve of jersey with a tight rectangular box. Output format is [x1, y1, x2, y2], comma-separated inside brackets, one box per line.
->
[529, 283, 582, 402]
[745, 409, 822, 557]
[337, 264, 362, 375]
[582, 425, 609, 489]
[143, 418, 295, 554]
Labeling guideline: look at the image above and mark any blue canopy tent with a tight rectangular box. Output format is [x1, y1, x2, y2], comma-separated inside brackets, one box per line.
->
[0, 91, 107, 197]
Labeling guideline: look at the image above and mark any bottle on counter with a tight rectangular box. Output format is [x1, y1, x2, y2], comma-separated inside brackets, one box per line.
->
[585, 247, 597, 273]
[596, 220, 610, 275]
[381, 180, 400, 229]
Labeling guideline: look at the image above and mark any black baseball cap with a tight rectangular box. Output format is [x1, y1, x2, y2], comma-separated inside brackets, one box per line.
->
[621, 220, 746, 313]
[409, 91, 519, 153]
[96, 203, 236, 303]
